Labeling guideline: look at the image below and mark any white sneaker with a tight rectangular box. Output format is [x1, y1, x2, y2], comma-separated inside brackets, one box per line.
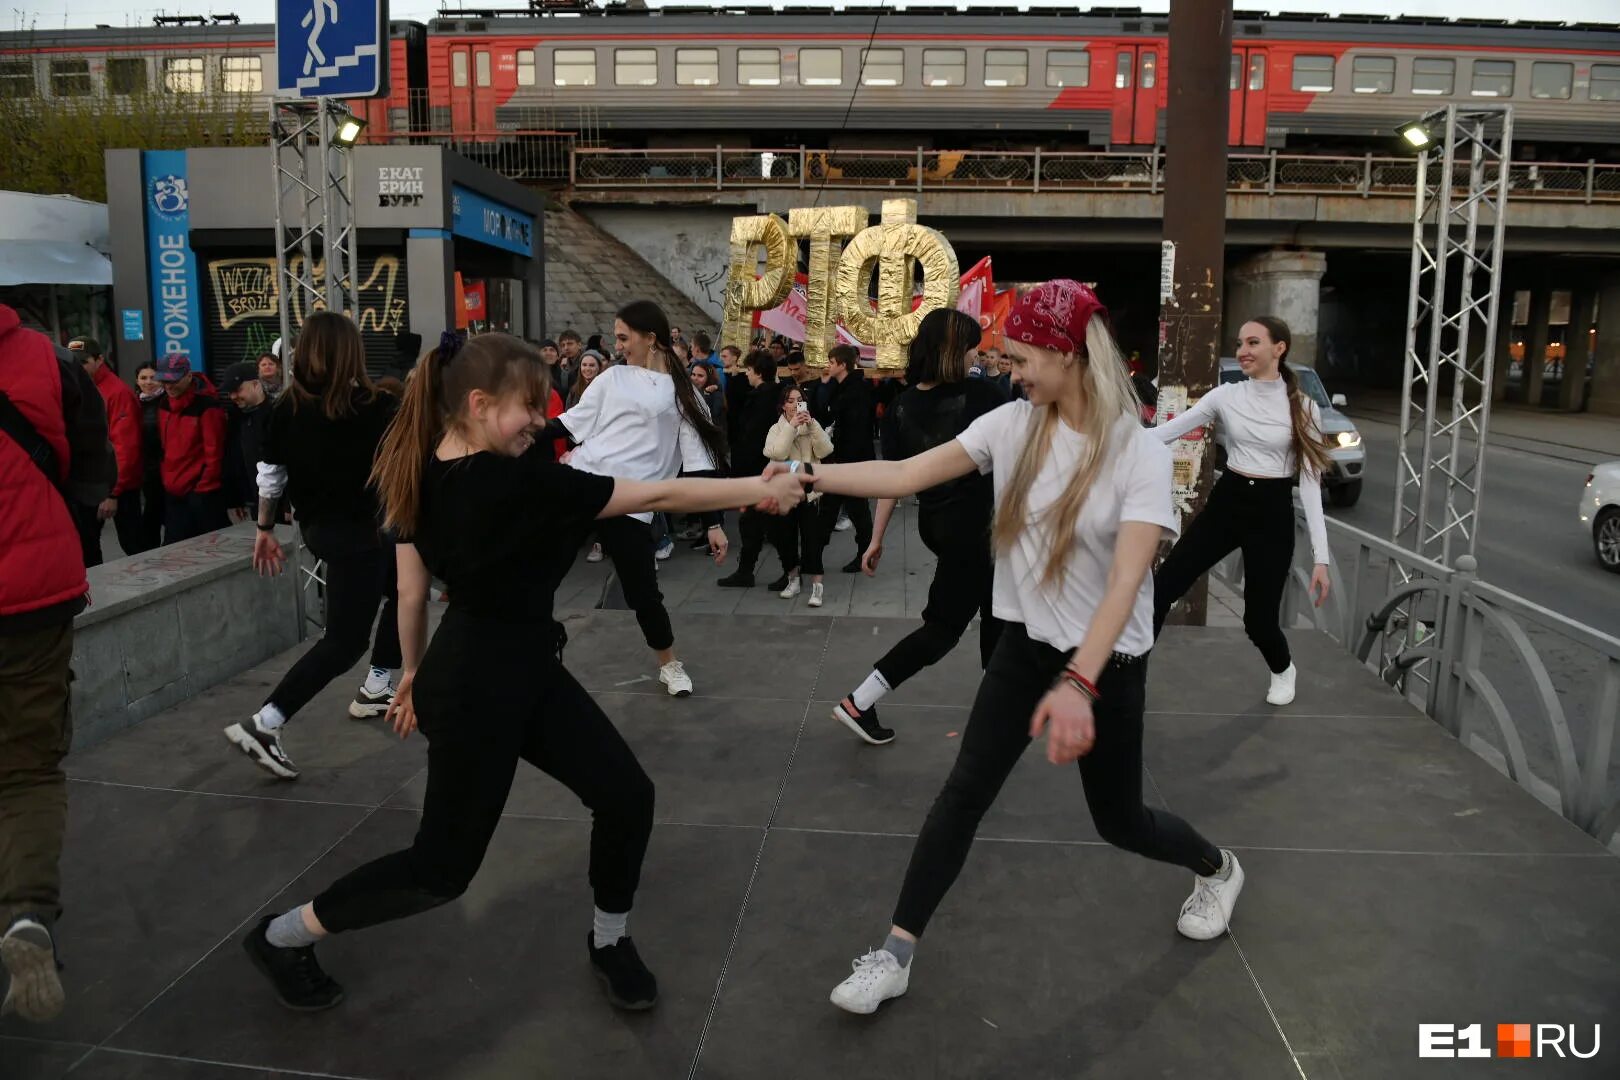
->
[586, 543, 604, 563]
[780, 576, 801, 599]
[654, 537, 675, 561]
[1266, 664, 1297, 705]
[834, 513, 853, 532]
[659, 660, 693, 697]
[808, 582, 824, 608]
[1176, 851, 1245, 941]
[829, 948, 910, 1015]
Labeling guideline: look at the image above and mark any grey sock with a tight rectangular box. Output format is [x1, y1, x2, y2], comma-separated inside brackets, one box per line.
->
[883, 932, 914, 969]
[593, 907, 628, 948]
[264, 907, 320, 949]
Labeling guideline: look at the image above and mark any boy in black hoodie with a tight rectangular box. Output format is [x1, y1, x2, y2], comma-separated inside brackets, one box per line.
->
[717, 351, 793, 590]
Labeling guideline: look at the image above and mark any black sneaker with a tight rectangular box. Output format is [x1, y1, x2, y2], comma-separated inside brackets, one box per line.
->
[717, 570, 755, 588]
[586, 932, 658, 1011]
[767, 573, 790, 593]
[832, 698, 896, 746]
[224, 714, 299, 780]
[1, 916, 64, 1023]
[243, 916, 343, 1011]
[688, 538, 711, 552]
[675, 525, 704, 541]
[348, 682, 394, 719]
[841, 558, 863, 574]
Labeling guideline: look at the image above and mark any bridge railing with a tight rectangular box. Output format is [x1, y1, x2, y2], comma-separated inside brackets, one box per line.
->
[1212, 512, 1620, 851]
[564, 145, 1620, 204]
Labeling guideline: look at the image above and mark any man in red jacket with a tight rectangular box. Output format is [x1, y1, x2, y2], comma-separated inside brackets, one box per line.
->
[0, 302, 115, 1023]
[67, 337, 143, 564]
[153, 354, 228, 543]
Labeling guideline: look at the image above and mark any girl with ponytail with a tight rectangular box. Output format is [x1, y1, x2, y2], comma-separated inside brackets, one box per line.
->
[798, 281, 1239, 1017]
[546, 299, 730, 698]
[1151, 315, 1334, 708]
[242, 331, 803, 1015]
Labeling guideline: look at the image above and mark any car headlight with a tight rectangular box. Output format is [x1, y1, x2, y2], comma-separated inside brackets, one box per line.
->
[1336, 431, 1362, 448]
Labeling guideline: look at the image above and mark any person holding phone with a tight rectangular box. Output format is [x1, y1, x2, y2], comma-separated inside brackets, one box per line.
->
[763, 384, 833, 607]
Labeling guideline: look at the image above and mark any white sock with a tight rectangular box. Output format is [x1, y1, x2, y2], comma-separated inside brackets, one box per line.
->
[1208, 850, 1233, 881]
[364, 667, 392, 694]
[851, 671, 892, 712]
[592, 907, 628, 948]
[256, 703, 288, 731]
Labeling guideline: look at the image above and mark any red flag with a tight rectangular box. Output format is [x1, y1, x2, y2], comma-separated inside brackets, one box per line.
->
[957, 256, 992, 326]
[464, 281, 487, 322]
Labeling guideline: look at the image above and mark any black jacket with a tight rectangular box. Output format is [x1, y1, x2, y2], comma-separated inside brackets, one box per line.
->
[818, 371, 875, 463]
[223, 401, 272, 510]
[139, 392, 165, 486]
[730, 381, 782, 478]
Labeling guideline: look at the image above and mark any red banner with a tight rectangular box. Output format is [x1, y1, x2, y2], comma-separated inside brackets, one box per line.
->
[464, 280, 487, 323]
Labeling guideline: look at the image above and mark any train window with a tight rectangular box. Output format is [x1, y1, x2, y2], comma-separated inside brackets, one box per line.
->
[799, 48, 842, 86]
[614, 49, 655, 87]
[108, 58, 146, 95]
[985, 49, 1027, 87]
[220, 56, 262, 94]
[1351, 56, 1394, 94]
[554, 49, 596, 87]
[1115, 51, 1132, 89]
[1048, 50, 1089, 88]
[1291, 55, 1334, 92]
[1412, 57, 1453, 95]
[1139, 52, 1157, 90]
[738, 48, 780, 87]
[49, 59, 91, 97]
[163, 57, 205, 94]
[1471, 60, 1514, 97]
[1230, 53, 1241, 91]
[923, 49, 965, 87]
[860, 48, 903, 87]
[1592, 64, 1620, 101]
[1529, 61, 1572, 100]
[1249, 53, 1266, 90]
[517, 50, 536, 86]
[0, 60, 33, 98]
[452, 52, 468, 87]
[476, 51, 492, 88]
[677, 48, 719, 86]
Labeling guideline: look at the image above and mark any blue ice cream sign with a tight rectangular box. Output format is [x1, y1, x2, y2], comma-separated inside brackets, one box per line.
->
[142, 150, 204, 369]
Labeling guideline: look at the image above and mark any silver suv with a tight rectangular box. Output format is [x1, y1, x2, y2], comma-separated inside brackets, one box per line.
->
[1218, 358, 1367, 507]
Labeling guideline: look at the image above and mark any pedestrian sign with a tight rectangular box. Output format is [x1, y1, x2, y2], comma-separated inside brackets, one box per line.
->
[276, 0, 387, 98]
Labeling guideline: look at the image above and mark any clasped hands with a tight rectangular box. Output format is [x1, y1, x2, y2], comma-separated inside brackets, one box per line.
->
[752, 461, 818, 515]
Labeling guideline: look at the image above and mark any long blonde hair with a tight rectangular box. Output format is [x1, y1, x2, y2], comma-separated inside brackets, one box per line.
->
[992, 317, 1142, 588]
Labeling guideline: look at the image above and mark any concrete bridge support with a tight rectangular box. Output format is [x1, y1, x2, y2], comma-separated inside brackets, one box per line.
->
[1224, 249, 1327, 367]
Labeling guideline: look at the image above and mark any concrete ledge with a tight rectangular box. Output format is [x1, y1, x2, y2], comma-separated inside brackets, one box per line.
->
[70, 523, 303, 751]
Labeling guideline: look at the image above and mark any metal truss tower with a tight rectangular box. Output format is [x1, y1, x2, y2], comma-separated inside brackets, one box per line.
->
[269, 97, 360, 352]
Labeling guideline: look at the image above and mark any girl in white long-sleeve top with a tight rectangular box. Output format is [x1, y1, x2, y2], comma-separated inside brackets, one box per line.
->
[1151, 316, 1333, 706]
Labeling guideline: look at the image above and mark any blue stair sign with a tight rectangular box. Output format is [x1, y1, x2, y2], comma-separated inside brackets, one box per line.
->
[276, 0, 387, 98]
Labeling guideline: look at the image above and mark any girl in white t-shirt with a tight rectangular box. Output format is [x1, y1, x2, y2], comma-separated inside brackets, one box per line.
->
[552, 301, 731, 697]
[798, 280, 1241, 1016]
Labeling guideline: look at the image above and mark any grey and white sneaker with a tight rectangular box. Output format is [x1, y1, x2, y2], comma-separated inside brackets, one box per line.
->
[224, 713, 299, 780]
[658, 660, 693, 697]
[1176, 850, 1245, 941]
[830, 948, 909, 1015]
[779, 576, 802, 600]
[1, 917, 64, 1023]
[348, 682, 394, 719]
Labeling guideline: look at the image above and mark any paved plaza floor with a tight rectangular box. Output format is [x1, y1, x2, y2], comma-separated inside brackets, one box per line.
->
[5, 510, 1618, 1079]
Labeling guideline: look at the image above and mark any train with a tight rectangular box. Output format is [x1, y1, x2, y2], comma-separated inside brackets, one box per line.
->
[3, 4, 1617, 165]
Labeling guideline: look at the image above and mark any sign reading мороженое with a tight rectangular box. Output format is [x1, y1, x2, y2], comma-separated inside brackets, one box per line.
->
[449, 184, 535, 258]
[378, 166, 425, 208]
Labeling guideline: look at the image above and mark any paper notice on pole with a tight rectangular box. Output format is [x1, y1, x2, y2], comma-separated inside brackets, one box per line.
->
[1159, 240, 1176, 303]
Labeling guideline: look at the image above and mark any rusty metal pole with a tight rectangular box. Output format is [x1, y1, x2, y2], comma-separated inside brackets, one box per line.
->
[1156, 0, 1232, 626]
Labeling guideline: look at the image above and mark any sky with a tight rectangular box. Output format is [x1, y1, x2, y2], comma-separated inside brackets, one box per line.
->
[6, 0, 1618, 33]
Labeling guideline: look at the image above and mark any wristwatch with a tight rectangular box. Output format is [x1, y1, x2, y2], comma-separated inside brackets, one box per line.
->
[256, 522, 276, 533]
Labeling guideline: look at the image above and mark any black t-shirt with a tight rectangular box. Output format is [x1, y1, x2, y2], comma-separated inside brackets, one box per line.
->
[260, 388, 397, 536]
[413, 447, 614, 628]
[883, 379, 1008, 513]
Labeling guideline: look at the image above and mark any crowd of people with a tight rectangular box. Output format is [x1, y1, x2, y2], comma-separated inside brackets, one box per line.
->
[0, 284, 1335, 1029]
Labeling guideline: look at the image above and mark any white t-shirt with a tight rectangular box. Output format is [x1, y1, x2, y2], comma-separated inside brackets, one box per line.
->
[956, 400, 1180, 656]
[1153, 378, 1329, 565]
[559, 365, 681, 523]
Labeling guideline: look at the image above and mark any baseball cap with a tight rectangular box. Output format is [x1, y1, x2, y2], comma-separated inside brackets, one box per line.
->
[67, 336, 104, 359]
[217, 360, 259, 395]
[153, 355, 195, 382]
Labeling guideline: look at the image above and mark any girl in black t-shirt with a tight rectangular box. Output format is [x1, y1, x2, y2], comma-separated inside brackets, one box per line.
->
[241, 333, 804, 1015]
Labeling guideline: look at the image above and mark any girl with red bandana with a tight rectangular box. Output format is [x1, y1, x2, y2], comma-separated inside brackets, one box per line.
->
[799, 280, 1242, 1016]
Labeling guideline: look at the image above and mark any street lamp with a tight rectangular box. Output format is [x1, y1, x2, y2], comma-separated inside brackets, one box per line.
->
[332, 110, 367, 148]
[1397, 119, 1434, 150]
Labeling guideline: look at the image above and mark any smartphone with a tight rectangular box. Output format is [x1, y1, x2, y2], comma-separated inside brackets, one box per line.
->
[796, 402, 809, 416]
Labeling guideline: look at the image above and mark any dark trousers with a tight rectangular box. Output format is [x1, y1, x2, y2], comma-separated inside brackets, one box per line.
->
[735, 508, 790, 579]
[111, 490, 147, 559]
[892, 623, 1222, 936]
[312, 660, 654, 930]
[817, 493, 873, 564]
[163, 490, 229, 545]
[266, 545, 401, 720]
[137, 478, 165, 553]
[71, 502, 102, 569]
[775, 500, 825, 576]
[875, 506, 1002, 689]
[597, 516, 674, 652]
[0, 622, 73, 929]
[1153, 471, 1296, 674]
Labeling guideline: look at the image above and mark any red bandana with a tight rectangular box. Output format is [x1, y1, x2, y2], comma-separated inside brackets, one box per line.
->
[1006, 280, 1108, 355]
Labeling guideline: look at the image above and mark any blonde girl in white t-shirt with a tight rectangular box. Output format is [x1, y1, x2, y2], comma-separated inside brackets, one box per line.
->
[791, 280, 1242, 1016]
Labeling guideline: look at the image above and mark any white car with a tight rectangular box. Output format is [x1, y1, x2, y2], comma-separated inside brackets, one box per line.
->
[1579, 462, 1620, 573]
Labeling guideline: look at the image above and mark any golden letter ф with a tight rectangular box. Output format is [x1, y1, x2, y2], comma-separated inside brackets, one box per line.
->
[836, 199, 960, 371]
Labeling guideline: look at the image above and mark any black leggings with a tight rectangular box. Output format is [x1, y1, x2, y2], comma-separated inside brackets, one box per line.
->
[267, 544, 401, 719]
[775, 500, 825, 577]
[1153, 471, 1295, 673]
[312, 655, 654, 930]
[892, 622, 1222, 936]
[596, 515, 675, 652]
[735, 508, 791, 579]
[875, 504, 1002, 689]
